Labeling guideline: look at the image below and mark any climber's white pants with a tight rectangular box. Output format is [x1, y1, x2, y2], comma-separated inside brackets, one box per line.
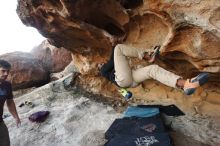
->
[114, 44, 181, 88]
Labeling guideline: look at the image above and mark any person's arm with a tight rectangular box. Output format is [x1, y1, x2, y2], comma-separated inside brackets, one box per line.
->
[6, 99, 21, 127]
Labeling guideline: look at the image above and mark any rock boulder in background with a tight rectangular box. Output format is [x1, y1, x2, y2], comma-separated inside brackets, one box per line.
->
[0, 52, 48, 90]
[31, 40, 72, 73]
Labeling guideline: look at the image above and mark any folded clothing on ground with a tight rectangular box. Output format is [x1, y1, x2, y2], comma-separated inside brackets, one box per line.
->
[137, 104, 185, 116]
[123, 106, 160, 118]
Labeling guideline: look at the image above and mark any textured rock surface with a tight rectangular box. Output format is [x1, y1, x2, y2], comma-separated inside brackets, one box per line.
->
[17, 0, 220, 145]
[77, 76, 220, 146]
[50, 61, 78, 80]
[4, 75, 209, 146]
[0, 52, 48, 90]
[17, 0, 220, 77]
[4, 75, 120, 146]
[31, 40, 72, 73]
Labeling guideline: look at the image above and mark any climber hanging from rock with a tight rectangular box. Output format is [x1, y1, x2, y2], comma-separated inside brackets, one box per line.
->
[99, 44, 209, 100]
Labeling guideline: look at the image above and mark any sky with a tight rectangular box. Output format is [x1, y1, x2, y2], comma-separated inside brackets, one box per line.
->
[0, 1, 45, 55]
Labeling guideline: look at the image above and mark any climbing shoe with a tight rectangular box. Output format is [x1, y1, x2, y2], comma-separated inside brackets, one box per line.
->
[184, 73, 209, 95]
[118, 88, 132, 100]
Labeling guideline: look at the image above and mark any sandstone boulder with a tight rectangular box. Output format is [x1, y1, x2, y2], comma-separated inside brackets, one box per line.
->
[31, 40, 72, 73]
[16, 0, 220, 78]
[0, 52, 48, 90]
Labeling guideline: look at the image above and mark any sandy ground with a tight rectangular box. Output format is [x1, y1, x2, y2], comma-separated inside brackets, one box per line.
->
[3, 74, 211, 146]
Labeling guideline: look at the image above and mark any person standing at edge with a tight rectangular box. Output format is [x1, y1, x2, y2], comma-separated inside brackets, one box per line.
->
[0, 60, 21, 146]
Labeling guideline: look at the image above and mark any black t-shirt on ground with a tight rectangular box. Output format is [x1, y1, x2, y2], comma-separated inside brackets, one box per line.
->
[0, 81, 13, 122]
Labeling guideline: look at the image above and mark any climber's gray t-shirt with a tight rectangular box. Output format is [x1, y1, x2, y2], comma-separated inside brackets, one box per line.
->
[0, 81, 13, 122]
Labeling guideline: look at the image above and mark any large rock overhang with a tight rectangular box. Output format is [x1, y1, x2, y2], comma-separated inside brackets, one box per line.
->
[16, 0, 220, 80]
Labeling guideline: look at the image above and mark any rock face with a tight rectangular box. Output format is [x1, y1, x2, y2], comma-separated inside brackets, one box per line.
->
[17, 0, 220, 145]
[31, 40, 72, 73]
[17, 0, 220, 78]
[0, 52, 48, 90]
